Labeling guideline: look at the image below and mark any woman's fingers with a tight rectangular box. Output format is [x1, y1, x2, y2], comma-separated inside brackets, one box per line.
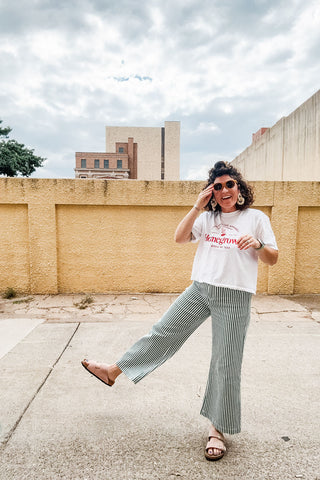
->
[195, 184, 214, 209]
[237, 235, 259, 250]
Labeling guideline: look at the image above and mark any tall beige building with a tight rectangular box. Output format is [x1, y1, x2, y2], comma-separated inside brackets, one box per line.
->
[106, 121, 180, 180]
[232, 89, 320, 180]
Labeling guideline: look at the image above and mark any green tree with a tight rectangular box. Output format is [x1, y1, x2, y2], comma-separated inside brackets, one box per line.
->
[0, 120, 46, 177]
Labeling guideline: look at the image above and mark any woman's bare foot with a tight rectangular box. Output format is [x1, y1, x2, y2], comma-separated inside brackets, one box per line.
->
[205, 424, 226, 460]
[81, 360, 122, 386]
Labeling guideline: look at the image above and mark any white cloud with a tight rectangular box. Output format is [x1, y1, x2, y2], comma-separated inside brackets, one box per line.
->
[0, 0, 319, 179]
[195, 122, 221, 134]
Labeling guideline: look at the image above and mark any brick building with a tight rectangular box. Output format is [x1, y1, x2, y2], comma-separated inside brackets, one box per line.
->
[75, 121, 180, 180]
[75, 138, 137, 179]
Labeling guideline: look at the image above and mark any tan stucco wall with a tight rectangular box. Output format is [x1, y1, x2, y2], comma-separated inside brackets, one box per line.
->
[232, 89, 320, 180]
[0, 204, 30, 292]
[0, 178, 319, 295]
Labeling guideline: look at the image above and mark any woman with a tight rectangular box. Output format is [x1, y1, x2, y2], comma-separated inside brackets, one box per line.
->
[82, 161, 278, 461]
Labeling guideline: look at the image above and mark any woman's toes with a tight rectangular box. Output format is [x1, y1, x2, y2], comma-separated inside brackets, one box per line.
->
[81, 359, 114, 386]
[207, 447, 222, 456]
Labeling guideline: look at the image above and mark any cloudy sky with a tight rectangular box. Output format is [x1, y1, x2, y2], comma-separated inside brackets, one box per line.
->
[1, 0, 320, 180]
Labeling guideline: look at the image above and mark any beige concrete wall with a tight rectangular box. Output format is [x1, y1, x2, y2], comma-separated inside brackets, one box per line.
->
[106, 126, 162, 180]
[232, 89, 320, 180]
[164, 121, 180, 180]
[105, 122, 180, 180]
[1, 178, 320, 295]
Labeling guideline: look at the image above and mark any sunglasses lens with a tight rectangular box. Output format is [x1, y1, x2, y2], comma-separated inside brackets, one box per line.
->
[226, 180, 236, 188]
[213, 180, 236, 190]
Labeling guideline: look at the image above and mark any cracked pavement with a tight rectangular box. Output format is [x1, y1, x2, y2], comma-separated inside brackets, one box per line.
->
[0, 293, 319, 479]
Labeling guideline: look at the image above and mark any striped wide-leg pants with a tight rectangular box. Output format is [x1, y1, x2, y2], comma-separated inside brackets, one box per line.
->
[116, 281, 252, 434]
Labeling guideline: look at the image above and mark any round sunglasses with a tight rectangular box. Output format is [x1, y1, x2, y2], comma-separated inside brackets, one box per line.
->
[213, 179, 238, 191]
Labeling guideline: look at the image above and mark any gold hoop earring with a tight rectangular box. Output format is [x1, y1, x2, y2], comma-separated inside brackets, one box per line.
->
[211, 198, 217, 210]
[237, 192, 245, 205]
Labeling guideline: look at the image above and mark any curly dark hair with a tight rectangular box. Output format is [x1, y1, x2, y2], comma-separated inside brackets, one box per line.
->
[204, 161, 254, 212]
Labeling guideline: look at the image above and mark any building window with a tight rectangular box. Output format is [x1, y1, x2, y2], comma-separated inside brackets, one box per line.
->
[119, 147, 124, 153]
[94, 159, 100, 168]
[80, 175, 87, 178]
[117, 159, 122, 169]
[104, 159, 109, 169]
[81, 159, 86, 168]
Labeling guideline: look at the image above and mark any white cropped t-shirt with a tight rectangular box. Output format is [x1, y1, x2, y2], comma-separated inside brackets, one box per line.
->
[191, 208, 278, 294]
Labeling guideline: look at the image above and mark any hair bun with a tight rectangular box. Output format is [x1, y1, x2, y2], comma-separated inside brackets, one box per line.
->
[214, 160, 230, 169]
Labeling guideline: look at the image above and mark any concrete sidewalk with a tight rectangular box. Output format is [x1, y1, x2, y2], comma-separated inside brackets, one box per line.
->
[0, 293, 319, 480]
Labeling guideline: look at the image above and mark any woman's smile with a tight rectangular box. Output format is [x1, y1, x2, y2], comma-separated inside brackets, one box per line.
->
[213, 175, 239, 212]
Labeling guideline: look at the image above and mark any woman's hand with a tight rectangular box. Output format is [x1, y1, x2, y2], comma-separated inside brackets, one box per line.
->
[237, 234, 278, 266]
[194, 184, 215, 211]
[174, 184, 214, 244]
[237, 234, 260, 250]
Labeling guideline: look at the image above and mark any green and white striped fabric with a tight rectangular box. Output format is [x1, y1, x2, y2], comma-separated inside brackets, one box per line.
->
[117, 281, 252, 434]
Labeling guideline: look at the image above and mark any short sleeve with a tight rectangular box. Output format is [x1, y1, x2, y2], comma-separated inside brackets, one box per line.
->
[191, 213, 205, 243]
[256, 213, 278, 250]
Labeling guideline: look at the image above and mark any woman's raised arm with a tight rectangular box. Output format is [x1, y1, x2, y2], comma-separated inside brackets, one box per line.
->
[174, 184, 214, 243]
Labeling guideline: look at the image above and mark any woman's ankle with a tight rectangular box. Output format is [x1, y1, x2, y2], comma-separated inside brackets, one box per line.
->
[109, 364, 122, 381]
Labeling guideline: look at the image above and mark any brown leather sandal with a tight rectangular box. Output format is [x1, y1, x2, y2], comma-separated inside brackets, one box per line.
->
[81, 359, 114, 387]
[205, 429, 226, 461]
